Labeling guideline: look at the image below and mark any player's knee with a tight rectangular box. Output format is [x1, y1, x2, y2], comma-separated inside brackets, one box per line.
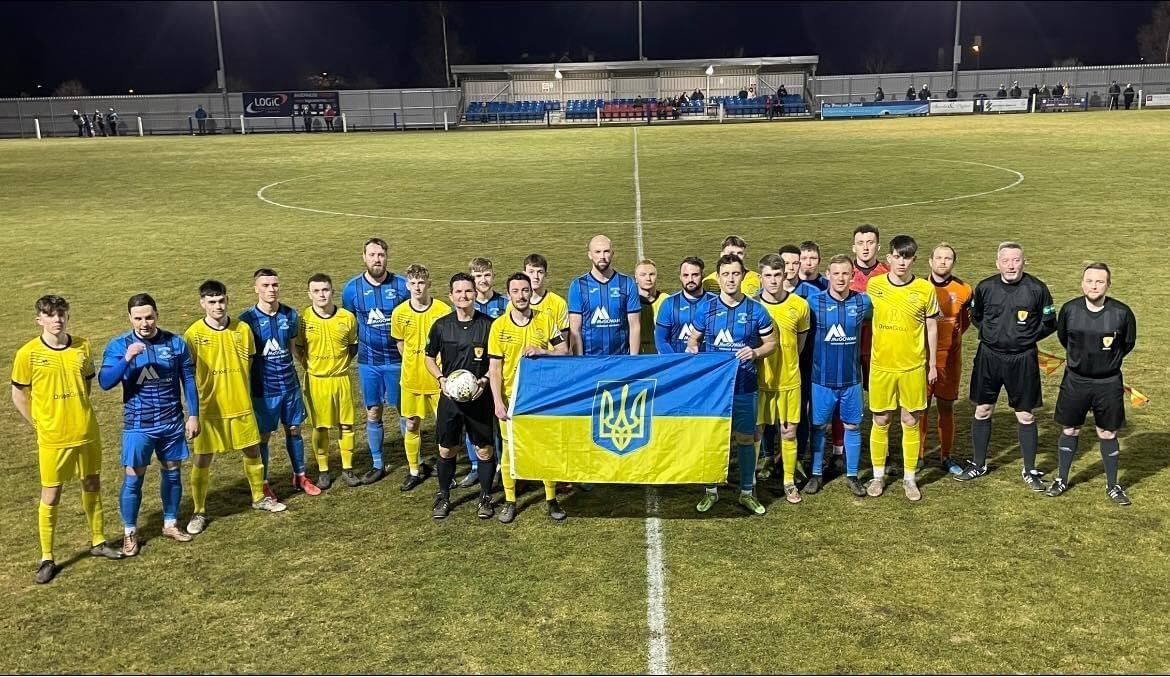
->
[260, 432, 272, 444]
[843, 423, 859, 431]
[286, 425, 301, 437]
[81, 474, 101, 492]
[124, 466, 146, 476]
[937, 399, 954, 412]
[475, 446, 494, 462]
[900, 410, 920, 426]
[194, 453, 213, 468]
[367, 405, 383, 421]
[241, 446, 260, 459]
[974, 404, 994, 420]
[1062, 427, 1080, 437]
[1096, 428, 1117, 440]
[404, 417, 420, 433]
[162, 461, 182, 470]
[780, 425, 797, 441]
[340, 424, 354, 435]
[40, 486, 61, 506]
[734, 432, 756, 446]
[872, 412, 891, 427]
[438, 447, 455, 459]
[1015, 410, 1035, 425]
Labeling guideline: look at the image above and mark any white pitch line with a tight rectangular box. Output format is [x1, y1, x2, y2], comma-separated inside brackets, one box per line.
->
[634, 127, 670, 676]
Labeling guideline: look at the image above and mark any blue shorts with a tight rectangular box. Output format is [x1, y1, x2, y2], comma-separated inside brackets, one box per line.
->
[811, 383, 864, 426]
[732, 392, 758, 435]
[253, 391, 307, 435]
[359, 363, 402, 410]
[122, 421, 189, 467]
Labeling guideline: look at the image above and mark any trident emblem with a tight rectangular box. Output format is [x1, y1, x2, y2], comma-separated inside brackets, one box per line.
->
[593, 380, 654, 455]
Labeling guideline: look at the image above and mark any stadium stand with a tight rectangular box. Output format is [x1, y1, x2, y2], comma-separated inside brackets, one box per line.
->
[465, 95, 807, 124]
[463, 100, 560, 123]
[711, 95, 809, 116]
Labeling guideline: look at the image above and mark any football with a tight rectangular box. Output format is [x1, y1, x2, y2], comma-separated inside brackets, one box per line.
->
[443, 369, 481, 402]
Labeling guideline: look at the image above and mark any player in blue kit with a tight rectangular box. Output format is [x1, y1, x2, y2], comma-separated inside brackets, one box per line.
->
[568, 235, 642, 356]
[806, 255, 872, 497]
[655, 256, 714, 354]
[687, 254, 777, 515]
[99, 294, 200, 556]
[341, 238, 411, 485]
[239, 269, 318, 498]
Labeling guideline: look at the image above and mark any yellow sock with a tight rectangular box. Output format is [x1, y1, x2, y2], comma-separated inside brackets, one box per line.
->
[191, 464, 210, 514]
[404, 429, 421, 475]
[870, 421, 890, 479]
[38, 500, 57, 561]
[339, 426, 355, 470]
[902, 419, 921, 478]
[781, 437, 798, 484]
[80, 490, 105, 547]
[502, 447, 517, 502]
[544, 480, 557, 501]
[242, 455, 265, 503]
[313, 428, 330, 472]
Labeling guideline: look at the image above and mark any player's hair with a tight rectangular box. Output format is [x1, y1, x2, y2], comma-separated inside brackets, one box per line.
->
[853, 223, 880, 240]
[127, 293, 157, 313]
[758, 253, 785, 272]
[889, 235, 918, 258]
[933, 242, 957, 260]
[1083, 261, 1112, 283]
[680, 256, 705, 271]
[716, 254, 746, 274]
[307, 273, 333, 287]
[799, 241, 821, 255]
[253, 268, 278, 279]
[778, 244, 801, 257]
[405, 264, 430, 281]
[523, 253, 549, 271]
[635, 258, 657, 270]
[468, 257, 493, 273]
[827, 254, 855, 268]
[35, 294, 69, 316]
[721, 235, 747, 250]
[449, 272, 475, 290]
[997, 241, 1024, 256]
[506, 272, 533, 288]
[198, 280, 227, 298]
[363, 238, 389, 254]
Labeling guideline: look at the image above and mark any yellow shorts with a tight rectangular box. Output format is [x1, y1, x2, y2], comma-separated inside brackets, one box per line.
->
[38, 441, 102, 487]
[194, 414, 261, 455]
[869, 367, 929, 414]
[400, 390, 438, 420]
[304, 375, 356, 429]
[757, 388, 801, 426]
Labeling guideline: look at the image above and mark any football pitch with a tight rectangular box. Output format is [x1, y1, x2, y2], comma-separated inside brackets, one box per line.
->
[1, 112, 1169, 674]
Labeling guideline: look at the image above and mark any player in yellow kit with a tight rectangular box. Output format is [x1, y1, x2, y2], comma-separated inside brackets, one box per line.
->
[295, 273, 360, 490]
[521, 253, 570, 332]
[702, 235, 762, 297]
[184, 281, 287, 536]
[635, 259, 667, 355]
[12, 295, 124, 584]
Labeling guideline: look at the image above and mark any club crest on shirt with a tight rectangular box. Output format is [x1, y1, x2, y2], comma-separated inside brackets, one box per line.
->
[474, 346, 485, 359]
[610, 287, 621, 298]
[1016, 309, 1029, 324]
[156, 346, 172, 361]
[1102, 336, 1114, 350]
[908, 292, 921, 303]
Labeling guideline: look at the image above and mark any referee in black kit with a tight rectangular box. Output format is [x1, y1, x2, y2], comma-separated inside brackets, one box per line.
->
[1046, 263, 1137, 504]
[955, 242, 1057, 489]
[424, 272, 498, 520]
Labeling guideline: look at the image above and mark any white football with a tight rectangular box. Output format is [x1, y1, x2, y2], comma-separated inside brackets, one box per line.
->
[444, 369, 481, 403]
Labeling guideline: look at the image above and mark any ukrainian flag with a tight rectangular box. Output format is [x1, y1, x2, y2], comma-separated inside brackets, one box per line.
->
[508, 353, 736, 484]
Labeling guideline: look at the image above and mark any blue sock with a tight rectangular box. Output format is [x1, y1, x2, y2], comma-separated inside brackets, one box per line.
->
[465, 434, 479, 471]
[120, 472, 143, 529]
[845, 426, 862, 477]
[761, 424, 777, 459]
[258, 441, 271, 481]
[811, 426, 827, 476]
[367, 420, 385, 470]
[160, 468, 182, 523]
[286, 434, 306, 475]
[737, 444, 756, 491]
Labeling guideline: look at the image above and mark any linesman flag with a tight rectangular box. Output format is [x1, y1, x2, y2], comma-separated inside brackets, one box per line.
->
[507, 353, 737, 484]
[1038, 350, 1149, 407]
[1124, 385, 1150, 408]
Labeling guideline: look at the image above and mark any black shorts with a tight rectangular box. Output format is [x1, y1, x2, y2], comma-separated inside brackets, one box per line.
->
[435, 392, 496, 450]
[969, 344, 1042, 411]
[1054, 371, 1125, 431]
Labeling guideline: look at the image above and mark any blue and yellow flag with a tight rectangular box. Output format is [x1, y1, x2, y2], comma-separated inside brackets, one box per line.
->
[508, 353, 736, 484]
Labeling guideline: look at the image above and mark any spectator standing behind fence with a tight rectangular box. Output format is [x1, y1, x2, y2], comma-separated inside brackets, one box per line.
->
[195, 105, 208, 134]
[1108, 81, 1120, 110]
[324, 105, 337, 131]
[692, 88, 703, 102]
[93, 109, 107, 137]
[1010, 82, 1022, 98]
[1041, 83, 1051, 98]
[905, 86, 916, 101]
[1052, 82, 1065, 98]
[107, 108, 120, 136]
[946, 87, 958, 100]
[82, 112, 94, 137]
[301, 108, 312, 132]
[1028, 83, 1040, 108]
[874, 86, 885, 102]
[72, 110, 83, 137]
[918, 84, 932, 101]
[738, 87, 748, 100]
[1123, 84, 1135, 109]
[996, 84, 1008, 99]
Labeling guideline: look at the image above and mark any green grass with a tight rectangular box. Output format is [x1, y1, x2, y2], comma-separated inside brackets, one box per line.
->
[1, 112, 1169, 673]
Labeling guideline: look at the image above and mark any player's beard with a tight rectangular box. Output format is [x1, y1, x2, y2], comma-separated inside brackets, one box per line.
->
[594, 259, 611, 273]
[367, 265, 386, 279]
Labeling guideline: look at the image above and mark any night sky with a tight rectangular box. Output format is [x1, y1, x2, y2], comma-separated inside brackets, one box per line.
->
[0, 1, 1157, 96]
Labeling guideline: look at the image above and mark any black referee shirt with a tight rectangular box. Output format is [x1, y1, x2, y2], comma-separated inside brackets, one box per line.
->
[971, 272, 1057, 353]
[425, 310, 493, 379]
[1057, 297, 1136, 378]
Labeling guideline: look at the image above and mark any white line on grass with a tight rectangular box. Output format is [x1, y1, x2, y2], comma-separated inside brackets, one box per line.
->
[634, 127, 670, 676]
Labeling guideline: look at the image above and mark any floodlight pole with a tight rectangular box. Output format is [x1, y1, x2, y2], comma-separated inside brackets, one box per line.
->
[441, 6, 452, 87]
[638, 1, 644, 60]
[212, 1, 230, 122]
[951, 0, 961, 92]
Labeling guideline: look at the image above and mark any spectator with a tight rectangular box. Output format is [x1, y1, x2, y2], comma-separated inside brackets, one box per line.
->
[1028, 83, 1040, 106]
[996, 84, 1008, 98]
[906, 86, 916, 100]
[82, 112, 94, 137]
[874, 86, 885, 102]
[1009, 81, 1022, 98]
[301, 107, 312, 132]
[946, 87, 958, 100]
[1108, 81, 1121, 110]
[765, 95, 775, 120]
[93, 109, 107, 136]
[72, 109, 83, 137]
[692, 88, 704, 102]
[918, 84, 932, 101]
[777, 84, 789, 97]
[748, 84, 756, 98]
[195, 105, 208, 134]
[1052, 82, 1065, 98]
[678, 92, 688, 104]
[107, 108, 120, 136]
[1123, 83, 1135, 110]
[324, 105, 337, 131]
[738, 87, 748, 100]
[1041, 83, 1051, 98]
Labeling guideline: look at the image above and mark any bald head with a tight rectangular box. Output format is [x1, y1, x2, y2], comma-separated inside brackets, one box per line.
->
[588, 235, 614, 274]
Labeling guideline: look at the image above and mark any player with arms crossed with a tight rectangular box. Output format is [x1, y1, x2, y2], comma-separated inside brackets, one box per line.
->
[568, 235, 641, 356]
[921, 245, 973, 474]
[655, 257, 714, 354]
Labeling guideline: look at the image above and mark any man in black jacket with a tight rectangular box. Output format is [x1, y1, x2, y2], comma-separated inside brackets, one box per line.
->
[1123, 84, 1135, 109]
[1108, 81, 1121, 110]
[996, 84, 1007, 98]
[1009, 82, 1022, 98]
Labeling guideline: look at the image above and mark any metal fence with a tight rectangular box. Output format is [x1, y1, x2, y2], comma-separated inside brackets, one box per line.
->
[0, 88, 462, 139]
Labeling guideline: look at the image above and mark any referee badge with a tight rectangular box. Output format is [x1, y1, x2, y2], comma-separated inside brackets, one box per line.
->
[1102, 336, 1114, 350]
[474, 346, 484, 360]
[1016, 309, 1029, 323]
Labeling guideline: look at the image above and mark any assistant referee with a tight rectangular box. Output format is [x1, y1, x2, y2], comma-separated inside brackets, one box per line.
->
[1047, 263, 1137, 504]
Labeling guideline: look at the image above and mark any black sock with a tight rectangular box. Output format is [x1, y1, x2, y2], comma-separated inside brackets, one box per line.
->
[437, 456, 456, 499]
[478, 456, 496, 498]
[972, 417, 992, 467]
[1057, 433, 1079, 481]
[1018, 422, 1038, 473]
[1100, 438, 1120, 487]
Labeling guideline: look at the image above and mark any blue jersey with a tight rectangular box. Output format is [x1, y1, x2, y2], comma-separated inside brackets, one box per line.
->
[567, 271, 641, 355]
[655, 290, 715, 354]
[239, 304, 301, 398]
[99, 329, 198, 430]
[342, 272, 410, 366]
[474, 291, 509, 319]
[698, 296, 774, 394]
[795, 275, 829, 298]
[808, 289, 872, 388]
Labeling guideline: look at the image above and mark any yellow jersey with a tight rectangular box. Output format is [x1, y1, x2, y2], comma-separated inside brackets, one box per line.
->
[390, 298, 451, 394]
[866, 274, 940, 373]
[11, 335, 100, 449]
[639, 291, 668, 355]
[487, 308, 565, 400]
[758, 292, 810, 391]
[184, 318, 255, 419]
[296, 306, 357, 377]
[526, 290, 570, 331]
[703, 270, 761, 298]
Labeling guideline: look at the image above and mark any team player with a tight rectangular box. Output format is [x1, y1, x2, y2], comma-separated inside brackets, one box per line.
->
[807, 256, 872, 497]
[342, 238, 411, 484]
[470, 257, 510, 319]
[655, 257, 714, 354]
[238, 269, 318, 497]
[955, 242, 1057, 490]
[295, 274, 360, 490]
[490, 272, 570, 523]
[1048, 263, 1137, 504]
[702, 235, 762, 297]
[755, 253, 810, 503]
[426, 273, 497, 519]
[390, 265, 450, 491]
[521, 253, 569, 333]
[779, 244, 802, 293]
[635, 259, 666, 355]
[796, 241, 829, 294]
[865, 236, 939, 501]
[568, 235, 641, 356]
[99, 294, 199, 557]
[761, 244, 806, 477]
[12, 295, 124, 584]
[921, 245, 973, 474]
[850, 224, 889, 387]
[184, 280, 287, 535]
[687, 255, 777, 515]
[793, 241, 834, 470]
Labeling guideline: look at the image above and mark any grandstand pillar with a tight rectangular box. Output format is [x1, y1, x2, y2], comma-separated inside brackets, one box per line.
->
[137, 117, 144, 137]
[342, 113, 348, 132]
[443, 111, 449, 131]
[597, 107, 601, 127]
[34, 118, 41, 140]
[240, 114, 246, 135]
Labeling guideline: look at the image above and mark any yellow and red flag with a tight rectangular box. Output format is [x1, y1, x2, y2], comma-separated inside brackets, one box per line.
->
[1124, 385, 1149, 407]
[1037, 350, 1066, 376]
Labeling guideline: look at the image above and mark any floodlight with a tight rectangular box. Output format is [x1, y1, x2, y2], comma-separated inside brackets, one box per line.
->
[705, 65, 715, 76]
[555, 69, 563, 79]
